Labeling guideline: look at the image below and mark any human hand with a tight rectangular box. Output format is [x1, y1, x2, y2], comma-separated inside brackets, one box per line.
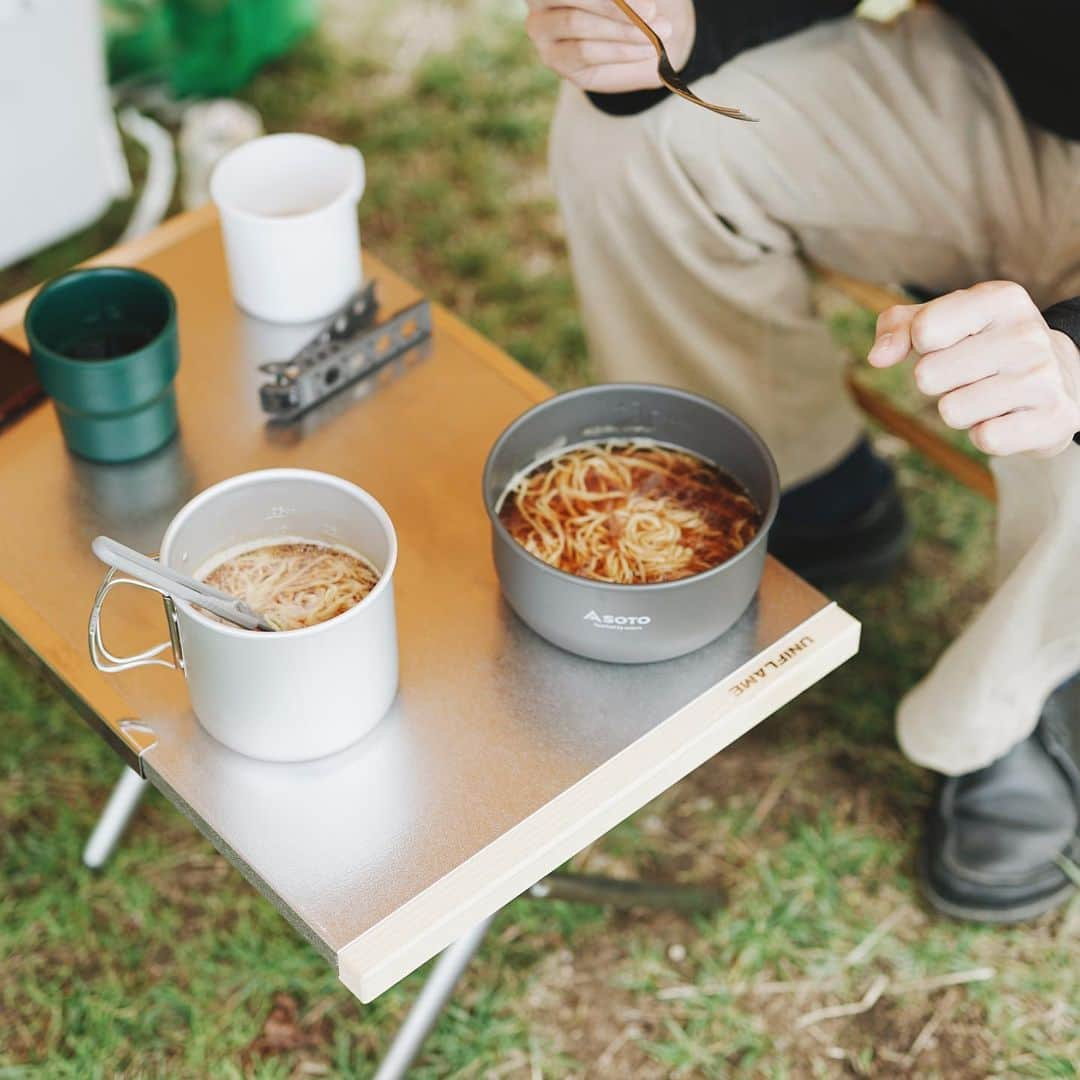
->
[868, 282, 1080, 457]
[525, 0, 695, 93]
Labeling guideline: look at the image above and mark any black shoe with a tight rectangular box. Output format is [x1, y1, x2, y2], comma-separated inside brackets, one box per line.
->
[919, 680, 1080, 923]
[768, 474, 911, 587]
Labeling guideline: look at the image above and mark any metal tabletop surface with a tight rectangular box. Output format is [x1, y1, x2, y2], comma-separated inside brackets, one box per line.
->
[0, 207, 859, 1001]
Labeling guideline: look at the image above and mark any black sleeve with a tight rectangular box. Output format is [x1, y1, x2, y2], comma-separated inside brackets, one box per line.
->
[1043, 299, 1080, 447]
[587, 0, 858, 117]
[1044, 298, 1080, 352]
[940, 1, 1080, 141]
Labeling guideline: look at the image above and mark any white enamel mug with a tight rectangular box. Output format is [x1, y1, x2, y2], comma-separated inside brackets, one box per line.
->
[89, 469, 398, 762]
[210, 133, 365, 324]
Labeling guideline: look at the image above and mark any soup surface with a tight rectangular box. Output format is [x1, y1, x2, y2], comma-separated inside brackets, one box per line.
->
[199, 539, 379, 631]
[498, 441, 762, 585]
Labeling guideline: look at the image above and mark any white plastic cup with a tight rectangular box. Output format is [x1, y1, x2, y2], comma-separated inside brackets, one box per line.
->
[89, 469, 398, 762]
[210, 133, 365, 324]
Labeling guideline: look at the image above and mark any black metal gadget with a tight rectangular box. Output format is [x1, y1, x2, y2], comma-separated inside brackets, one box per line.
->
[258, 283, 433, 423]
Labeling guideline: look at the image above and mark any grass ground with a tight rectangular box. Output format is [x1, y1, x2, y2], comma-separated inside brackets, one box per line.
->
[2, 3, 1077, 1076]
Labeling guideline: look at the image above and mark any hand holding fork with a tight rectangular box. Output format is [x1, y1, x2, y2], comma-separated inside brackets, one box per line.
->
[525, 0, 755, 121]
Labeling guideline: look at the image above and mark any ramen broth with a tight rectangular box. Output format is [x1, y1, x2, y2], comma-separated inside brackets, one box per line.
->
[498, 441, 762, 584]
[197, 539, 379, 631]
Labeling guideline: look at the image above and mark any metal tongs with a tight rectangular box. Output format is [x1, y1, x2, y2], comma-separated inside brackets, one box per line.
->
[91, 536, 276, 632]
[610, 0, 757, 122]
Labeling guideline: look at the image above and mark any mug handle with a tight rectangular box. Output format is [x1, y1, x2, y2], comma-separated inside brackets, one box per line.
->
[341, 144, 365, 203]
[88, 564, 185, 674]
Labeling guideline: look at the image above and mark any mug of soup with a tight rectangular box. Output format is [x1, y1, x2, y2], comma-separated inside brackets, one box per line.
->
[88, 468, 398, 762]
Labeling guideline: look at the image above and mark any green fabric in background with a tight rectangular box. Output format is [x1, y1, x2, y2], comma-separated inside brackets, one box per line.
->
[105, 0, 318, 96]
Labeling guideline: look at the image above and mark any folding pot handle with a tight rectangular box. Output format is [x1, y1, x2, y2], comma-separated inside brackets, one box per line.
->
[88, 565, 184, 673]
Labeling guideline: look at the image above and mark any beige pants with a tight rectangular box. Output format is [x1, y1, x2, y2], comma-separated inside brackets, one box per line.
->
[549, 6, 1080, 774]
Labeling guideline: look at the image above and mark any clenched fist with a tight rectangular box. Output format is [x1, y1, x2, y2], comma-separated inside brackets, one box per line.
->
[868, 282, 1080, 458]
[525, 0, 695, 93]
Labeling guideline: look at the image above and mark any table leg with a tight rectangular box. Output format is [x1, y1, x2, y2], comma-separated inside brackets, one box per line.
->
[369, 872, 721, 1075]
[372, 914, 496, 1080]
[530, 872, 725, 913]
[82, 767, 149, 869]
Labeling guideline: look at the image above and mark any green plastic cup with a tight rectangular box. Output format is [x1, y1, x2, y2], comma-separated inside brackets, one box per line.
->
[24, 267, 179, 464]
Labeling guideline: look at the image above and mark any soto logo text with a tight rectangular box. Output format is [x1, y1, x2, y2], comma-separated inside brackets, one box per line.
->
[583, 610, 651, 631]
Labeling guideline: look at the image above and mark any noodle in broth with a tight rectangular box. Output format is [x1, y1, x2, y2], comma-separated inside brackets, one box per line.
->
[498, 441, 762, 584]
[200, 540, 379, 631]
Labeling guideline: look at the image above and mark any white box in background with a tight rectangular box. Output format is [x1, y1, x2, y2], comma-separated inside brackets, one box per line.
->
[0, 0, 129, 269]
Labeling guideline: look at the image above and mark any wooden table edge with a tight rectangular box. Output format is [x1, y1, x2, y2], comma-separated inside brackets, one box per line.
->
[339, 603, 860, 1001]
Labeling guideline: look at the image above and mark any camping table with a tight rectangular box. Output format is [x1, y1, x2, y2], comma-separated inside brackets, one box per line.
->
[0, 206, 859, 1067]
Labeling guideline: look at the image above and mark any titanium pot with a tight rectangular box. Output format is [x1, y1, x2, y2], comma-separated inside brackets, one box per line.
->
[482, 384, 779, 664]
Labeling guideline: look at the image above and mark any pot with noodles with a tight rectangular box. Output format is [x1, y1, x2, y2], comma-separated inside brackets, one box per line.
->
[88, 468, 399, 763]
[483, 384, 779, 664]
